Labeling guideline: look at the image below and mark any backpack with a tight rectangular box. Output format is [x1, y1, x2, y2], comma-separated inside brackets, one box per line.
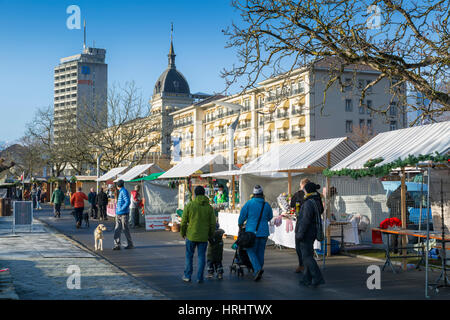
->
[309, 198, 324, 242]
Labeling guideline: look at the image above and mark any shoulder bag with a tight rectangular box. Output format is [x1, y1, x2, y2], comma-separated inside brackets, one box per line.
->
[239, 202, 266, 249]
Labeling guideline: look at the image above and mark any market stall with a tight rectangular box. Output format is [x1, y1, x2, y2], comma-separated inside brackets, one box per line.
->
[158, 154, 234, 211]
[125, 172, 178, 230]
[97, 167, 128, 218]
[327, 121, 449, 297]
[213, 137, 359, 252]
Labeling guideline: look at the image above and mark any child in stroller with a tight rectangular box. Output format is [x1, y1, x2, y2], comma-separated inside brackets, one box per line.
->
[230, 227, 254, 277]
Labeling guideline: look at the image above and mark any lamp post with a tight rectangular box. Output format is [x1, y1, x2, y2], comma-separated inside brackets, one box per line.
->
[256, 110, 272, 157]
[96, 153, 103, 193]
[213, 101, 244, 171]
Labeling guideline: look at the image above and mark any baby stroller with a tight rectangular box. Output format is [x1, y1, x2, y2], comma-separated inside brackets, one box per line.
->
[230, 228, 254, 277]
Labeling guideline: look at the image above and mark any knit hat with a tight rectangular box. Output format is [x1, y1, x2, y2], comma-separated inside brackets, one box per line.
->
[304, 182, 320, 194]
[253, 185, 263, 195]
[194, 186, 205, 196]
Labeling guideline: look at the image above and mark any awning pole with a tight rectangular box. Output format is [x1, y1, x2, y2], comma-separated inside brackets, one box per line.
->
[232, 175, 236, 210]
[326, 152, 332, 258]
[401, 167, 407, 271]
[425, 165, 431, 298]
[288, 172, 292, 196]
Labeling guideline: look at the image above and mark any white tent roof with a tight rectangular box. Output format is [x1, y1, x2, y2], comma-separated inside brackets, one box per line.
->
[332, 121, 450, 170]
[159, 154, 229, 179]
[115, 163, 157, 182]
[240, 137, 358, 175]
[200, 170, 242, 179]
[96, 167, 128, 182]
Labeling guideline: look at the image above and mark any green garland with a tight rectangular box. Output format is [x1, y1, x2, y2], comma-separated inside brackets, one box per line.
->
[323, 152, 449, 180]
[363, 157, 384, 168]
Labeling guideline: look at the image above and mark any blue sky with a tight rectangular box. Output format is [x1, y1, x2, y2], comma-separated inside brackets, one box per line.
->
[0, 0, 241, 142]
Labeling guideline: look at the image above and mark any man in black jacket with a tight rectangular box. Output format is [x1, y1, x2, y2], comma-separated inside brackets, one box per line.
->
[96, 188, 109, 221]
[295, 182, 325, 288]
[290, 178, 310, 273]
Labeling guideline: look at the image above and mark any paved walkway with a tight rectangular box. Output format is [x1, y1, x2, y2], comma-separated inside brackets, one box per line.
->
[34, 205, 450, 300]
[0, 218, 166, 300]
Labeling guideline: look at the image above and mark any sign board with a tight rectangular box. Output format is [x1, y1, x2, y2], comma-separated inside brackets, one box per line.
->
[107, 200, 116, 217]
[145, 215, 171, 230]
[13, 201, 33, 233]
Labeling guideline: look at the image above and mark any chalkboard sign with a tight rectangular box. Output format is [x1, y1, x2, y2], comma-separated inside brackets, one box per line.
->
[13, 201, 33, 233]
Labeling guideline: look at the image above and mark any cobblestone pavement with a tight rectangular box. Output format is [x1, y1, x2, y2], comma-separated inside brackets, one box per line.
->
[0, 220, 167, 300]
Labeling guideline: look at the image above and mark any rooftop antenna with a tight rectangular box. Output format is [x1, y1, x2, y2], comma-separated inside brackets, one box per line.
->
[83, 19, 86, 51]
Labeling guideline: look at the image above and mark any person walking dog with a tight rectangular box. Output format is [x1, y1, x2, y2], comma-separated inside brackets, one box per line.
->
[113, 180, 134, 250]
[238, 185, 273, 281]
[180, 186, 216, 283]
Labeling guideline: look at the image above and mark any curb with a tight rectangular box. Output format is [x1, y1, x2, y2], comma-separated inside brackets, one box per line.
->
[0, 269, 19, 300]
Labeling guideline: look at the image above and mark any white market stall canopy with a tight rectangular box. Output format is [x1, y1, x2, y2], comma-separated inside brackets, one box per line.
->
[159, 154, 230, 179]
[200, 170, 242, 179]
[240, 137, 358, 175]
[331, 121, 450, 171]
[96, 167, 128, 182]
[115, 163, 161, 182]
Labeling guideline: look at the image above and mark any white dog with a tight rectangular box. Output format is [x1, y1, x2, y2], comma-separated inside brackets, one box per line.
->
[94, 224, 107, 251]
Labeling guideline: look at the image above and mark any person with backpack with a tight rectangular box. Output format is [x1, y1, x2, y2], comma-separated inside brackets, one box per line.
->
[238, 185, 273, 281]
[295, 182, 325, 288]
[51, 185, 65, 218]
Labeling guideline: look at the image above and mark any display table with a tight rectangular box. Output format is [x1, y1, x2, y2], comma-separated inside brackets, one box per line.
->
[218, 211, 240, 236]
[219, 211, 360, 248]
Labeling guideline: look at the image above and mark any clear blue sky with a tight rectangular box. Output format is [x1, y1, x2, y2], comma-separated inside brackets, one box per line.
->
[0, 0, 241, 143]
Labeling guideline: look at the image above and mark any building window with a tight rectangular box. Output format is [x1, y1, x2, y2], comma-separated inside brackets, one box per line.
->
[345, 78, 352, 92]
[359, 119, 365, 128]
[366, 80, 372, 93]
[390, 121, 397, 131]
[389, 102, 397, 116]
[345, 99, 353, 112]
[345, 120, 353, 133]
[359, 105, 365, 114]
[366, 100, 372, 115]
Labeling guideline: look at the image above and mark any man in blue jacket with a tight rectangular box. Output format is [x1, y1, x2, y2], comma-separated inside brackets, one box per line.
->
[113, 180, 134, 250]
[238, 185, 273, 281]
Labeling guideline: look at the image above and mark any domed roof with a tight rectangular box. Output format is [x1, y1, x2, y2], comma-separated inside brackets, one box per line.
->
[153, 40, 190, 96]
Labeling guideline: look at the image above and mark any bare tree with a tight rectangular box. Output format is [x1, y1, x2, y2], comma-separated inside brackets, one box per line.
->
[222, 0, 449, 123]
[25, 106, 68, 177]
[349, 124, 377, 147]
[77, 82, 160, 172]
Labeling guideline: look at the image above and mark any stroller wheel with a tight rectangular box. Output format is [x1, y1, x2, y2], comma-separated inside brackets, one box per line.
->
[238, 268, 244, 277]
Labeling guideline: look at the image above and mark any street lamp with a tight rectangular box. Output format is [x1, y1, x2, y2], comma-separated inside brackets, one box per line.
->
[256, 110, 271, 156]
[213, 101, 243, 171]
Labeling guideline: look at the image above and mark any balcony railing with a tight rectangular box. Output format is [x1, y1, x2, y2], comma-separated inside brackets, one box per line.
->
[278, 133, 288, 140]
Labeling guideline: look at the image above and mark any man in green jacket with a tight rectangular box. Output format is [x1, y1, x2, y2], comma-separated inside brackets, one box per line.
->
[181, 186, 216, 283]
[51, 185, 65, 218]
